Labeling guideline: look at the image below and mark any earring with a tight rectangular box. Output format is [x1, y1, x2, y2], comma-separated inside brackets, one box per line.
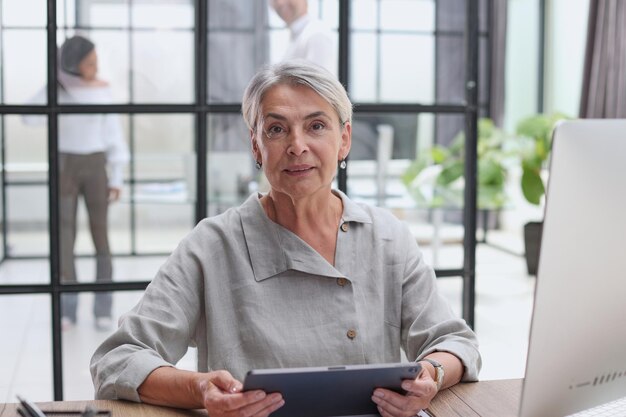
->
[255, 161, 262, 170]
[339, 159, 347, 170]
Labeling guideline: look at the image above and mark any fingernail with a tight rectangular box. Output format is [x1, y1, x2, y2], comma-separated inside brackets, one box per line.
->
[402, 382, 411, 390]
[373, 390, 384, 398]
[256, 391, 266, 400]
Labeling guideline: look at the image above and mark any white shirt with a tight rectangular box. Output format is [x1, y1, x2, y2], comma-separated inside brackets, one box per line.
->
[25, 85, 129, 188]
[284, 14, 337, 76]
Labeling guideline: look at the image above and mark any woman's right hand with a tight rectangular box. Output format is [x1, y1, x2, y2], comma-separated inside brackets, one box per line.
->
[196, 370, 285, 417]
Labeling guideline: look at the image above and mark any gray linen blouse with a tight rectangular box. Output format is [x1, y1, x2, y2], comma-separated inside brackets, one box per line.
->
[90, 191, 481, 401]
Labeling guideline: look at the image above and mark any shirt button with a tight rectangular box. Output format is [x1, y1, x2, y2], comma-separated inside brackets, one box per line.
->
[340, 222, 349, 232]
[347, 329, 357, 339]
[336, 278, 348, 287]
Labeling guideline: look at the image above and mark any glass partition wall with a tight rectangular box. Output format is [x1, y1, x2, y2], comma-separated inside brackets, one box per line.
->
[0, 0, 484, 401]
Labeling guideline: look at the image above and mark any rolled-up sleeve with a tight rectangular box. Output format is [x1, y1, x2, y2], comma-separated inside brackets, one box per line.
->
[90, 233, 205, 401]
[398, 226, 482, 381]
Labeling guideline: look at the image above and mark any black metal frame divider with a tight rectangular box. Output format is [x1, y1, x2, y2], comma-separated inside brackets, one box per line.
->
[0, 0, 481, 400]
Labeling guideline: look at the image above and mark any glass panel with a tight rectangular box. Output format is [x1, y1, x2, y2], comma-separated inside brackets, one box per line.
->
[478, 37, 488, 104]
[131, 0, 193, 29]
[4, 115, 49, 261]
[55, 30, 130, 104]
[87, 1, 129, 27]
[435, 276, 463, 317]
[132, 30, 193, 103]
[380, 34, 434, 102]
[57, 0, 77, 28]
[207, 1, 267, 103]
[133, 114, 194, 253]
[436, 0, 466, 32]
[350, 0, 487, 106]
[0, 294, 52, 401]
[2, 29, 47, 104]
[436, 35, 464, 104]
[436, 0, 488, 33]
[113, 255, 169, 282]
[207, 114, 256, 216]
[351, 0, 377, 30]
[62, 290, 197, 400]
[59, 0, 130, 28]
[348, 113, 464, 270]
[2, 0, 46, 27]
[0, 116, 3, 261]
[380, 0, 435, 32]
[436, 35, 489, 105]
[317, 0, 339, 30]
[59, 2, 192, 104]
[350, 32, 377, 102]
[348, 112, 421, 209]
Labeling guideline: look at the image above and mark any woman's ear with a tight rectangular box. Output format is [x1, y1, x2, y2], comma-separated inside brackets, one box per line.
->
[340, 121, 352, 158]
[251, 132, 261, 163]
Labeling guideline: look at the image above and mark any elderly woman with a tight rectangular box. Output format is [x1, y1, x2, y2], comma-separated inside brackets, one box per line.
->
[91, 61, 480, 417]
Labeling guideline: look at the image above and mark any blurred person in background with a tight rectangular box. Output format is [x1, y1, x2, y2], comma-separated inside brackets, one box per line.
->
[271, 0, 337, 75]
[24, 35, 129, 331]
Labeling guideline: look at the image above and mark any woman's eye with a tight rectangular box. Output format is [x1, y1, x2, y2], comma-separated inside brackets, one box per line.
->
[310, 122, 326, 132]
[266, 125, 285, 137]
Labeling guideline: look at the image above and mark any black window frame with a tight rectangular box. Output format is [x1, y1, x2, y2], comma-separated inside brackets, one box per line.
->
[0, 0, 484, 400]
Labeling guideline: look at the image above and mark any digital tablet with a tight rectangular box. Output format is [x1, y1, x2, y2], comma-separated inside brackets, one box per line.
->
[243, 362, 421, 417]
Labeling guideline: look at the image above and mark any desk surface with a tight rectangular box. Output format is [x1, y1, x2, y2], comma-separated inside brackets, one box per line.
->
[0, 379, 522, 417]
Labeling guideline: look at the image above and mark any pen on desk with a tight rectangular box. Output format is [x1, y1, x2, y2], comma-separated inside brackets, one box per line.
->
[82, 405, 98, 417]
[16, 396, 47, 417]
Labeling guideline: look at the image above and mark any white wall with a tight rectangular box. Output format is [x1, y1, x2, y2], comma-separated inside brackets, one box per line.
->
[504, 0, 540, 133]
[543, 0, 590, 117]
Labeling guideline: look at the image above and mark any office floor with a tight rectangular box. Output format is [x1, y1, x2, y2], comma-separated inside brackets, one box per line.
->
[0, 229, 535, 403]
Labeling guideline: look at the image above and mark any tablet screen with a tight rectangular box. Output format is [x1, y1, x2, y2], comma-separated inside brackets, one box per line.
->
[243, 363, 421, 417]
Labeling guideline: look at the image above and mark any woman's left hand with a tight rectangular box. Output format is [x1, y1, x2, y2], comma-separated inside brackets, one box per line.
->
[371, 367, 438, 417]
[108, 187, 121, 202]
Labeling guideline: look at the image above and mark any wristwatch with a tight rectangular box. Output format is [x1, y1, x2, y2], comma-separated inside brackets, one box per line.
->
[421, 358, 444, 390]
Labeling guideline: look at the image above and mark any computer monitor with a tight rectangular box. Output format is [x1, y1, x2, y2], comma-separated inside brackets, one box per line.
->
[519, 119, 626, 416]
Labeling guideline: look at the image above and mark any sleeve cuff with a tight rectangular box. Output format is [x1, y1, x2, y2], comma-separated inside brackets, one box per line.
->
[416, 340, 482, 382]
[113, 351, 173, 402]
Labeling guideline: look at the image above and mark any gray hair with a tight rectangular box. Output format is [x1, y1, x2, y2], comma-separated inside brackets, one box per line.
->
[242, 60, 353, 132]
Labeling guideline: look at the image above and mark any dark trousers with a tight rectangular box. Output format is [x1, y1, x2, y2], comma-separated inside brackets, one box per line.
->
[59, 152, 112, 322]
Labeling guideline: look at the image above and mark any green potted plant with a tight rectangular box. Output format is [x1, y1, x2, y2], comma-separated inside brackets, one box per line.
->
[515, 112, 569, 275]
[402, 117, 510, 214]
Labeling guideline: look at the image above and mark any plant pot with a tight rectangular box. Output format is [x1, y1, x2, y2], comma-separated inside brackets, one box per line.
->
[524, 221, 543, 276]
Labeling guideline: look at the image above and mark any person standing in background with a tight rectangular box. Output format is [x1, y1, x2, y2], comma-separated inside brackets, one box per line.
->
[271, 0, 337, 76]
[25, 35, 129, 331]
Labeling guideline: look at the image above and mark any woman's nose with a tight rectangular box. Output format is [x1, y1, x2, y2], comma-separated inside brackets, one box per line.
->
[287, 129, 308, 156]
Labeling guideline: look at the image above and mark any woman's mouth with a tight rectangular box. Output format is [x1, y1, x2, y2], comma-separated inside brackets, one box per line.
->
[284, 165, 315, 176]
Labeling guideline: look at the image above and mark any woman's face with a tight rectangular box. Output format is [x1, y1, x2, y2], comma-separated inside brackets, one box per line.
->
[78, 49, 98, 81]
[252, 83, 351, 201]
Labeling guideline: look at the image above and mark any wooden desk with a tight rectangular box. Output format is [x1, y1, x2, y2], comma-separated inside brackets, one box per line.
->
[0, 400, 206, 417]
[428, 379, 522, 417]
[0, 379, 522, 417]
